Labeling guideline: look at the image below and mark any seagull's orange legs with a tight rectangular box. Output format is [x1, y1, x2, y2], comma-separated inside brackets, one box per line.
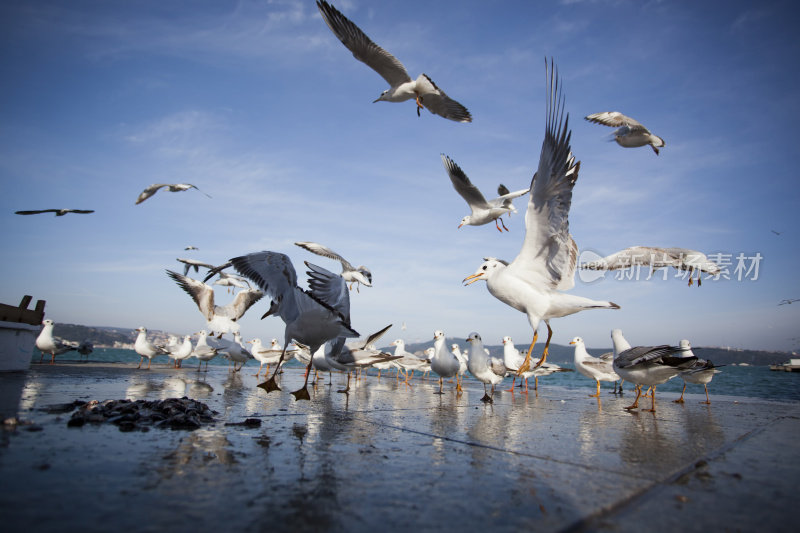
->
[533, 323, 554, 369]
[517, 331, 538, 375]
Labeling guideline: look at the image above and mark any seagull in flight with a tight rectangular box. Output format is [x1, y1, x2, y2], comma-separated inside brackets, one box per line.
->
[295, 241, 372, 291]
[166, 270, 264, 338]
[205, 251, 360, 400]
[463, 60, 620, 375]
[135, 183, 211, 204]
[584, 111, 665, 155]
[16, 209, 94, 216]
[176, 258, 218, 277]
[580, 246, 720, 287]
[316, 0, 472, 123]
[441, 154, 529, 232]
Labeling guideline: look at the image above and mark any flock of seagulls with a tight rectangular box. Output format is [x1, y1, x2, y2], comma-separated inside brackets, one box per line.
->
[26, 1, 729, 413]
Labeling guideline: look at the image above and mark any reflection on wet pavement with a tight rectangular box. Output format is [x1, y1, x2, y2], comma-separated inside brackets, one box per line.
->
[0, 363, 796, 532]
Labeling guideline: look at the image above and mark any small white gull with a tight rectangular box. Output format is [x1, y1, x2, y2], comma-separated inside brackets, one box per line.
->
[502, 335, 567, 392]
[134, 327, 169, 370]
[167, 335, 193, 368]
[135, 183, 211, 204]
[569, 336, 620, 397]
[463, 60, 619, 375]
[323, 324, 397, 394]
[35, 319, 78, 364]
[584, 111, 665, 155]
[466, 332, 507, 403]
[223, 331, 253, 372]
[441, 154, 529, 232]
[295, 241, 372, 291]
[316, 0, 471, 123]
[192, 330, 219, 371]
[430, 330, 460, 394]
[673, 339, 722, 404]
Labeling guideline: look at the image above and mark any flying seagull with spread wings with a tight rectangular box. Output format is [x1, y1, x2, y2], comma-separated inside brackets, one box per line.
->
[166, 270, 264, 338]
[16, 209, 94, 216]
[316, 0, 471, 123]
[295, 241, 372, 291]
[463, 60, 619, 375]
[584, 111, 665, 155]
[441, 154, 529, 232]
[135, 183, 211, 204]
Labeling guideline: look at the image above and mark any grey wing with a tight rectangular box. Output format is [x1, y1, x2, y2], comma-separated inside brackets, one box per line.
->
[581, 246, 674, 271]
[417, 74, 472, 123]
[584, 111, 644, 128]
[15, 210, 52, 215]
[509, 60, 580, 289]
[489, 186, 530, 209]
[360, 324, 393, 350]
[295, 241, 355, 272]
[316, 1, 411, 88]
[166, 270, 215, 321]
[305, 261, 350, 321]
[136, 184, 167, 204]
[616, 345, 685, 368]
[220, 289, 264, 320]
[228, 251, 300, 323]
[440, 154, 490, 210]
[491, 357, 507, 377]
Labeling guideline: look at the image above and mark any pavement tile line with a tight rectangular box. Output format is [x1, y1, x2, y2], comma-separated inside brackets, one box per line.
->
[348, 412, 650, 480]
[558, 416, 784, 532]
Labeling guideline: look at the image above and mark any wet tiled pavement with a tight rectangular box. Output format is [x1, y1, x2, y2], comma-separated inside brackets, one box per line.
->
[1, 363, 797, 532]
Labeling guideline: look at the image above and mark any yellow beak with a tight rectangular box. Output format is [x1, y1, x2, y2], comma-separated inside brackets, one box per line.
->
[462, 273, 483, 285]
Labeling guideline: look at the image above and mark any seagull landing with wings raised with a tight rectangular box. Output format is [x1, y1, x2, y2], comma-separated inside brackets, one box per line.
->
[441, 154, 529, 232]
[205, 251, 359, 400]
[316, 1, 471, 123]
[166, 270, 263, 338]
[463, 60, 619, 375]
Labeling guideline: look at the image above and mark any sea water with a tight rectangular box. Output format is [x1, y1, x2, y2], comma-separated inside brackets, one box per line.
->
[34, 347, 800, 403]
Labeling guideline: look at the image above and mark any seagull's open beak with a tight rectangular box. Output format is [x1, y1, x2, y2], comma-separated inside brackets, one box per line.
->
[462, 273, 483, 286]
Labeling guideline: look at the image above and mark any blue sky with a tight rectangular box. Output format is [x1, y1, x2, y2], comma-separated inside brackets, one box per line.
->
[1, 0, 798, 352]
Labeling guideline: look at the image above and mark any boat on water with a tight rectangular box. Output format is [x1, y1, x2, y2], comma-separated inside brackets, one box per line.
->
[769, 358, 800, 372]
[0, 295, 45, 372]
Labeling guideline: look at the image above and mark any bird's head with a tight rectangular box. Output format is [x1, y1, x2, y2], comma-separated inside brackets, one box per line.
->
[373, 89, 391, 103]
[569, 337, 583, 345]
[467, 332, 482, 345]
[457, 215, 471, 229]
[502, 336, 512, 345]
[463, 258, 506, 285]
[352, 269, 372, 288]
